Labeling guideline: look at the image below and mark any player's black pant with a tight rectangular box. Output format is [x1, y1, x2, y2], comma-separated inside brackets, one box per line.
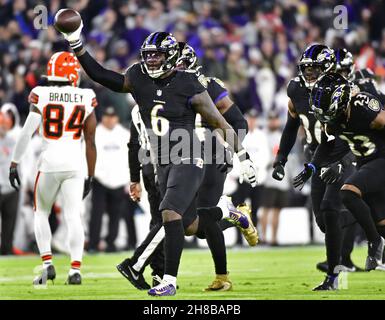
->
[142, 163, 164, 277]
[0, 191, 19, 255]
[345, 158, 385, 223]
[121, 197, 138, 250]
[88, 180, 125, 251]
[311, 163, 355, 274]
[197, 163, 226, 207]
[128, 163, 227, 277]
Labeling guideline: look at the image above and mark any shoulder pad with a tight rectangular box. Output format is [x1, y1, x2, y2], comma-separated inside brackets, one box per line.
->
[29, 86, 45, 104]
[352, 92, 381, 112]
[197, 73, 208, 88]
[125, 62, 142, 76]
[287, 78, 301, 97]
[209, 77, 227, 89]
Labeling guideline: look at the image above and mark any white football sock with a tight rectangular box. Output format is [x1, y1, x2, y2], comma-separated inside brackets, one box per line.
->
[163, 274, 177, 287]
[217, 196, 231, 219]
[34, 211, 53, 261]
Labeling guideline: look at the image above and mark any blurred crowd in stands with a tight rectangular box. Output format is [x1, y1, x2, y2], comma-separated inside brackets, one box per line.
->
[0, 0, 384, 253]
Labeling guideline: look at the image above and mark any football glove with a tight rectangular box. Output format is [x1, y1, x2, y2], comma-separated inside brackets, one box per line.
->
[272, 161, 285, 181]
[9, 166, 21, 191]
[60, 20, 83, 43]
[293, 163, 316, 190]
[320, 161, 344, 184]
[83, 176, 94, 199]
[237, 150, 258, 187]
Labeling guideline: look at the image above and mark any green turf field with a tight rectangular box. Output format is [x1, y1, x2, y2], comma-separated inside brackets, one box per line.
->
[1, 245, 385, 300]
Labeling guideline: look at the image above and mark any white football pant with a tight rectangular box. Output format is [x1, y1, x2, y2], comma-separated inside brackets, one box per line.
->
[33, 171, 84, 263]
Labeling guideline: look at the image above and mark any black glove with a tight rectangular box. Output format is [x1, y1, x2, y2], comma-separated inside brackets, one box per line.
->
[293, 163, 316, 190]
[320, 161, 344, 184]
[272, 161, 285, 181]
[83, 176, 94, 199]
[217, 147, 234, 173]
[9, 166, 21, 191]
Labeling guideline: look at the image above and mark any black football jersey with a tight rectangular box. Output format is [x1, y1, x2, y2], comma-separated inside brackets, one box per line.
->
[332, 92, 385, 165]
[126, 63, 206, 164]
[196, 76, 228, 129]
[288, 77, 350, 165]
[353, 70, 385, 105]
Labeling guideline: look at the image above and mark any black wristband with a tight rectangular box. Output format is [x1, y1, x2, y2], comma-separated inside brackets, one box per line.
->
[70, 39, 83, 52]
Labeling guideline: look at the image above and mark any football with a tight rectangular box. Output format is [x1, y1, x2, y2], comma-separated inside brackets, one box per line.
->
[54, 8, 81, 33]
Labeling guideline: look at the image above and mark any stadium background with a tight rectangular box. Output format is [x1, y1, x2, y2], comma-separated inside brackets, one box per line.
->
[1, 0, 385, 254]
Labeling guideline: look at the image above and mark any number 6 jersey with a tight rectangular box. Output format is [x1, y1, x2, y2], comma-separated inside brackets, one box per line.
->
[28, 85, 97, 172]
[125, 63, 206, 164]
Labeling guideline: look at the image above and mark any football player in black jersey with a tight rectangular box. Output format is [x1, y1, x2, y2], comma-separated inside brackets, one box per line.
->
[113, 43, 255, 292]
[313, 48, 362, 275]
[127, 105, 165, 286]
[59, 22, 258, 296]
[272, 44, 357, 290]
[176, 42, 250, 226]
[299, 73, 385, 278]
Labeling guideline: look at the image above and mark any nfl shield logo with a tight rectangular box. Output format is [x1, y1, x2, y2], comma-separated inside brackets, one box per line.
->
[157, 90, 162, 96]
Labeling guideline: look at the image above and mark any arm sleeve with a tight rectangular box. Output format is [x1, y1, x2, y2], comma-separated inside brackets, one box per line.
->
[128, 124, 141, 183]
[77, 51, 126, 92]
[222, 103, 248, 139]
[275, 112, 301, 164]
[207, 78, 228, 104]
[12, 112, 42, 163]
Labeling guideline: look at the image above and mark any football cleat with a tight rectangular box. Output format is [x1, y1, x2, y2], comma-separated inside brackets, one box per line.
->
[65, 272, 82, 285]
[366, 237, 385, 271]
[116, 258, 150, 290]
[33, 265, 56, 285]
[218, 196, 258, 246]
[236, 203, 259, 246]
[148, 276, 177, 297]
[204, 274, 232, 292]
[313, 274, 338, 291]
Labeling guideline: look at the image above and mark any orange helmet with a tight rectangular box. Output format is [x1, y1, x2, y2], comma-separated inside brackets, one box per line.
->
[46, 51, 80, 86]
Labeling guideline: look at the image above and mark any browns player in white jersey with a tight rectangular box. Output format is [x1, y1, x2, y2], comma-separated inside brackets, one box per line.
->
[9, 52, 97, 285]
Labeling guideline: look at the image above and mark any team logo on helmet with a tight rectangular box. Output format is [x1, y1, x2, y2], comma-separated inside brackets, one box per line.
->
[140, 32, 179, 78]
[46, 52, 80, 86]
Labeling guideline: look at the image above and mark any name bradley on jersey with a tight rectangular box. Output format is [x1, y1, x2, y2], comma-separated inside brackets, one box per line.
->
[49, 92, 83, 103]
